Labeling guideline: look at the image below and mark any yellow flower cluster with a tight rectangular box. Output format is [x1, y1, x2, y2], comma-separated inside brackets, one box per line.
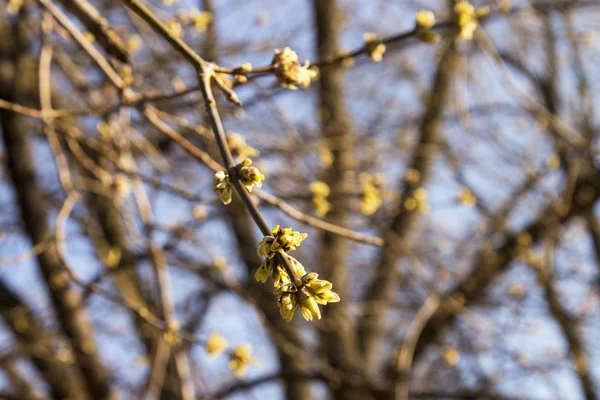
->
[214, 159, 264, 205]
[255, 226, 340, 321]
[310, 181, 332, 217]
[299, 273, 340, 321]
[227, 133, 260, 161]
[454, 1, 489, 40]
[228, 344, 257, 377]
[363, 33, 387, 62]
[257, 225, 308, 259]
[237, 159, 265, 192]
[274, 271, 340, 321]
[271, 47, 317, 90]
[415, 10, 441, 43]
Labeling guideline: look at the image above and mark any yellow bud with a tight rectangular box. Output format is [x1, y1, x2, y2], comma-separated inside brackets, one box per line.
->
[254, 262, 271, 283]
[317, 290, 340, 303]
[306, 279, 332, 295]
[300, 296, 321, 321]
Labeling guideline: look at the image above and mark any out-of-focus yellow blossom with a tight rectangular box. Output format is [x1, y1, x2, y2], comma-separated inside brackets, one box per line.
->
[213, 257, 227, 271]
[454, 1, 489, 40]
[360, 173, 383, 215]
[206, 332, 228, 357]
[310, 181, 330, 197]
[84, 32, 96, 43]
[192, 11, 212, 32]
[545, 154, 560, 170]
[507, 282, 526, 299]
[172, 76, 186, 92]
[405, 168, 421, 184]
[163, 322, 180, 344]
[310, 181, 333, 217]
[341, 56, 355, 68]
[271, 47, 317, 90]
[166, 20, 183, 38]
[320, 144, 334, 169]
[415, 10, 441, 43]
[405, 187, 429, 214]
[458, 187, 476, 207]
[121, 65, 134, 86]
[193, 205, 207, 220]
[213, 170, 232, 205]
[113, 174, 131, 198]
[415, 188, 430, 214]
[228, 345, 257, 377]
[443, 347, 460, 366]
[97, 121, 112, 140]
[7, 0, 23, 15]
[498, 0, 512, 13]
[227, 133, 260, 160]
[416, 10, 436, 29]
[238, 158, 264, 192]
[363, 33, 386, 62]
[126, 35, 142, 54]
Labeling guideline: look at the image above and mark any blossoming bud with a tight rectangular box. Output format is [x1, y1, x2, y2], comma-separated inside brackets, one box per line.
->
[278, 292, 296, 321]
[238, 159, 265, 192]
[254, 261, 272, 283]
[271, 47, 317, 90]
[214, 170, 233, 205]
[300, 295, 321, 321]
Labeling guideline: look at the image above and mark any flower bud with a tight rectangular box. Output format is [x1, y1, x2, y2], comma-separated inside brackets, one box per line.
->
[300, 296, 321, 321]
[254, 262, 271, 283]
